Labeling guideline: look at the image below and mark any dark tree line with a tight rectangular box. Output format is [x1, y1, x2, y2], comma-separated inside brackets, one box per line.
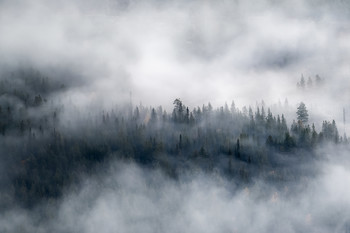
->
[0, 70, 348, 208]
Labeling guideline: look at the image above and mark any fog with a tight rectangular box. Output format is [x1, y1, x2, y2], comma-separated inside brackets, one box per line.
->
[1, 0, 350, 112]
[1, 145, 349, 233]
[1, 0, 350, 232]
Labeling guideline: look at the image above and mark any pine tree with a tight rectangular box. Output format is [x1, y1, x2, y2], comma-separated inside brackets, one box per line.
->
[231, 101, 236, 115]
[150, 108, 157, 124]
[281, 114, 288, 132]
[172, 98, 184, 123]
[296, 102, 309, 124]
[332, 120, 339, 143]
[311, 123, 318, 146]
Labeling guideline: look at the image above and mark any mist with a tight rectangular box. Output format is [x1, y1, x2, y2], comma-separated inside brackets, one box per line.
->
[1, 0, 350, 111]
[1, 0, 350, 232]
[1, 145, 350, 233]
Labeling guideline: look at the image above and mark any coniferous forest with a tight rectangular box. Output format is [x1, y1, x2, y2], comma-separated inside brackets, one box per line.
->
[1, 0, 350, 232]
[0, 70, 347, 209]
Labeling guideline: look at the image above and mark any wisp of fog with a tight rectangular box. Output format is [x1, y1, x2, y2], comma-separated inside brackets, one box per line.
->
[1, 0, 350, 232]
[1, 146, 350, 233]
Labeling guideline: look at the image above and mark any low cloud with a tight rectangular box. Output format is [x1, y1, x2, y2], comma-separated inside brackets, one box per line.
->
[1, 145, 350, 233]
[1, 0, 349, 112]
[1, 1, 350, 232]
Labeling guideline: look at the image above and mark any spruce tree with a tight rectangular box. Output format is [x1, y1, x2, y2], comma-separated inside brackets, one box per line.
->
[296, 102, 309, 124]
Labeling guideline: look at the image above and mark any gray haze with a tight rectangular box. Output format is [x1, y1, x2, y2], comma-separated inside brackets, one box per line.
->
[1, 0, 349, 115]
[1, 0, 350, 232]
[1, 146, 350, 233]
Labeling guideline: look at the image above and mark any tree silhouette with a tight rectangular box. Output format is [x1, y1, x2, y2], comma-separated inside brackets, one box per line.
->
[296, 102, 309, 124]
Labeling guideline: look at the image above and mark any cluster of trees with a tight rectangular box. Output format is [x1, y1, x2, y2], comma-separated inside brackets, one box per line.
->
[321, 120, 341, 143]
[0, 69, 63, 135]
[0, 70, 347, 208]
[297, 74, 324, 89]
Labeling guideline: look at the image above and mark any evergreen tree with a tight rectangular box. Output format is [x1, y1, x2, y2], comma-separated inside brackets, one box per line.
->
[172, 98, 184, 123]
[281, 114, 288, 132]
[332, 120, 339, 143]
[296, 102, 309, 124]
[311, 123, 318, 146]
[298, 75, 305, 89]
[231, 101, 236, 114]
[150, 108, 157, 124]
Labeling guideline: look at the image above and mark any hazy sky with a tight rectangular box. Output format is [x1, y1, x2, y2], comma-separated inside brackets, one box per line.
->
[1, 0, 349, 113]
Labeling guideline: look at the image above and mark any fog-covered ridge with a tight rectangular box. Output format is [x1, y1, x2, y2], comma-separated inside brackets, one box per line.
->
[0, 70, 348, 211]
[1, 0, 350, 232]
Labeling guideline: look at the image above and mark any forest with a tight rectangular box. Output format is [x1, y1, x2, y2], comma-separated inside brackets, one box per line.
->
[0, 69, 347, 209]
[2, 0, 350, 232]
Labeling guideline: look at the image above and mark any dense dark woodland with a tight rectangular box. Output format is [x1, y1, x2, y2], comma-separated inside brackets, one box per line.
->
[0, 69, 348, 208]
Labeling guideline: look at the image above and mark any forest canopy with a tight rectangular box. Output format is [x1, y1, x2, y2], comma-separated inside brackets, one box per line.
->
[0, 70, 348, 209]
